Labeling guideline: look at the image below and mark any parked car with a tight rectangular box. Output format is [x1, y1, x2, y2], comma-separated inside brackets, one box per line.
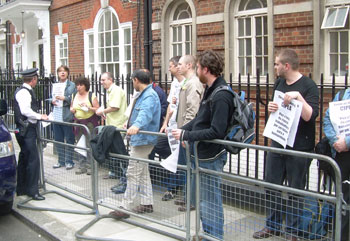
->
[0, 99, 16, 214]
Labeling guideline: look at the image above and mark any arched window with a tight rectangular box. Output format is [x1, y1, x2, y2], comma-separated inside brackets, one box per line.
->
[85, 9, 132, 78]
[235, 0, 268, 76]
[170, 2, 192, 57]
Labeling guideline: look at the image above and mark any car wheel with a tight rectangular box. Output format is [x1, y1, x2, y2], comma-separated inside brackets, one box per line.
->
[0, 200, 13, 215]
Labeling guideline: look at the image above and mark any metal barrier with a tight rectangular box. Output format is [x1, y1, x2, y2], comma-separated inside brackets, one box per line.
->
[17, 120, 97, 215]
[191, 139, 343, 241]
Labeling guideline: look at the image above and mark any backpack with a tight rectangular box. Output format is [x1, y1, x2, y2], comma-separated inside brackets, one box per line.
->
[315, 89, 346, 180]
[298, 196, 333, 239]
[209, 85, 255, 154]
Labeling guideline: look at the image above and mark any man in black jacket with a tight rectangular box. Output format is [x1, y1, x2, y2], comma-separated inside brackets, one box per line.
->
[172, 50, 234, 240]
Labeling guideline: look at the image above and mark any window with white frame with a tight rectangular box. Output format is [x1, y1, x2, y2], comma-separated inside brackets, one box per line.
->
[235, 0, 267, 76]
[55, 34, 68, 68]
[84, 9, 132, 78]
[170, 2, 192, 57]
[14, 45, 22, 70]
[322, 5, 350, 78]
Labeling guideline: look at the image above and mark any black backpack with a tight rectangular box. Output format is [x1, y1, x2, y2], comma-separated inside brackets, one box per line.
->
[209, 85, 256, 154]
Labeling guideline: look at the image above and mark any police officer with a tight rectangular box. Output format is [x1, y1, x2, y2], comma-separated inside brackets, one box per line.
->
[14, 68, 48, 200]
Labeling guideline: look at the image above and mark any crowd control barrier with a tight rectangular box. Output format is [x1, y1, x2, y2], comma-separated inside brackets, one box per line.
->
[13, 121, 347, 241]
[17, 120, 97, 215]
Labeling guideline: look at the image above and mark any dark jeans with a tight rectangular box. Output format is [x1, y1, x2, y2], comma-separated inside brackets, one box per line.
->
[53, 123, 75, 165]
[264, 145, 312, 234]
[335, 151, 350, 241]
[15, 126, 40, 196]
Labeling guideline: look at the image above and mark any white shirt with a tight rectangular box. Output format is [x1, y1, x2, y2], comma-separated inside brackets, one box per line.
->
[168, 78, 182, 128]
[15, 83, 42, 124]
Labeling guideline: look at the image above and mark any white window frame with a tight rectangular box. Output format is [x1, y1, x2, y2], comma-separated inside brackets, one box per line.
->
[323, 3, 350, 82]
[322, 6, 349, 29]
[55, 33, 68, 70]
[84, 8, 132, 78]
[234, 2, 268, 78]
[169, 3, 192, 58]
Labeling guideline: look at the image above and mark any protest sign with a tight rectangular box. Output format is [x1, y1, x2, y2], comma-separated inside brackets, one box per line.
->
[263, 90, 302, 148]
[329, 99, 350, 137]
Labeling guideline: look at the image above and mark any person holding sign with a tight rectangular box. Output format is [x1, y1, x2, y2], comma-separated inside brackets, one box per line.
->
[253, 49, 319, 241]
[323, 89, 350, 241]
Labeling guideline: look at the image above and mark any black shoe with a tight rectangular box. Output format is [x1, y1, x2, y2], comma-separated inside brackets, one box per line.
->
[31, 193, 45, 201]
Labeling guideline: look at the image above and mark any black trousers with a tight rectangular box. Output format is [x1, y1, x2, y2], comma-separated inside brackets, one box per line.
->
[335, 151, 350, 241]
[15, 126, 40, 196]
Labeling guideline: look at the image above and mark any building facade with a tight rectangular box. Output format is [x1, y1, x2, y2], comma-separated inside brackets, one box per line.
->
[0, 0, 349, 84]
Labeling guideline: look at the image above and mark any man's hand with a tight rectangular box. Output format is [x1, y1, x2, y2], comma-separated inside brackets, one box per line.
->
[160, 124, 167, 133]
[55, 96, 65, 101]
[283, 91, 300, 106]
[96, 109, 104, 116]
[268, 102, 278, 113]
[41, 114, 49, 120]
[171, 129, 182, 140]
[127, 126, 139, 135]
[333, 135, 349, 153]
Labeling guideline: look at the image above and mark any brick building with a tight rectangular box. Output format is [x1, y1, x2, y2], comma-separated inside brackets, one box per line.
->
[0, 0, 348, 84]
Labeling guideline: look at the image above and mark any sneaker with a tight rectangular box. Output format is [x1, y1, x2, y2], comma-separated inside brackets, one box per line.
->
[75, 167, 87, 175]
[162, 191, 175, 201]
[66, 163, 74, 170]
[111, 183, 127, 194]
[53, 163, 64, 169]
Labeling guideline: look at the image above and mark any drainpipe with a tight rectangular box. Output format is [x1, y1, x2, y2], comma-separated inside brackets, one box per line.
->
[5, 20, 11, 76]
[143, 0, 153, 75]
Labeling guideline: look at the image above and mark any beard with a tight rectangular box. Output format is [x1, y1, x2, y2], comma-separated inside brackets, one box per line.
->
[198, 74, 207, 84]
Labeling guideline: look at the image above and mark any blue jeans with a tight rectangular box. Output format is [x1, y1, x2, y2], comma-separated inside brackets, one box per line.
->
[193, 151, 227, 240]
[53, 123, 75, 165]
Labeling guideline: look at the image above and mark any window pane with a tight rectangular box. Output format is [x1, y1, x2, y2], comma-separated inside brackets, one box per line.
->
[178, 44, 182, 56]
[98, 17, 104, 32]
[60, 43, 63, 49]
[124, 46, 131, 61]
[263, 16, 267, 35]
[246, 57, 252, 74]
[114, 64, 119, 77]
[330, 54, 338, 75]
[326, 9, 337, 27]
[330, 32, 338, 52]
[340, 54, 348, 76]
[108, 64, 113, 73]
[246, 0, 263, 10]
[173, 27, 177, 42]
[64, 49, 68, 58]
[256, 37, 262, 55]
[178, 27, 182, 41]
[239, 57, 244, 74]
[89, 35, 94, 48]
[99, 48, 104, 62]
[106, 48, 112, 62]
[173, 44, 177, 56]
[340, 31, 348, 52]
[264, 57, 268, 75]
[126, 63, 131, 75]
[238, 19, 244, 36]
[246, 38, 252, 55]
[89, 49, 94, 63]
[257, 57, 262, 73]
[246, 18, 251, 36]
[113, 47, 119, 61]
[185, 42, 191, 54]
[256, 17, 262, 36]
[185, 25, 191, 41]
[64, 39, 68, 47]
[124, 28, 131, 44]
[106, 32, 111, 47]
[112, 14, 119, 29]
[113, 30, 119, 46]
[60, 49, 63, 58]
[239, 39, 244, 55]
[264, 36, 268, 54]
[105, 12, 111, 31]
[335, 7, 348, 27]
[99, 33, 104, 47]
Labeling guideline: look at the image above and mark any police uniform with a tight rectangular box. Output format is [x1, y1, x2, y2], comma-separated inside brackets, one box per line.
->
[14, 68, 45, 200]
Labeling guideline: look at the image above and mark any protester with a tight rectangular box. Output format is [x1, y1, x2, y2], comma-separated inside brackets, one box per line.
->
[14, 68, 48, 200]
[52, 65, 76, 170]
[253, 49, 319, 241]
[175, 54, 204, 211]
[158, 56, 185, 201]
[96, 72, 128, 193]
[172, 50, 234, 240]
[70, 77, 100, 175]
[323, 89, 350, 241]
[109, 69, 160, 219]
